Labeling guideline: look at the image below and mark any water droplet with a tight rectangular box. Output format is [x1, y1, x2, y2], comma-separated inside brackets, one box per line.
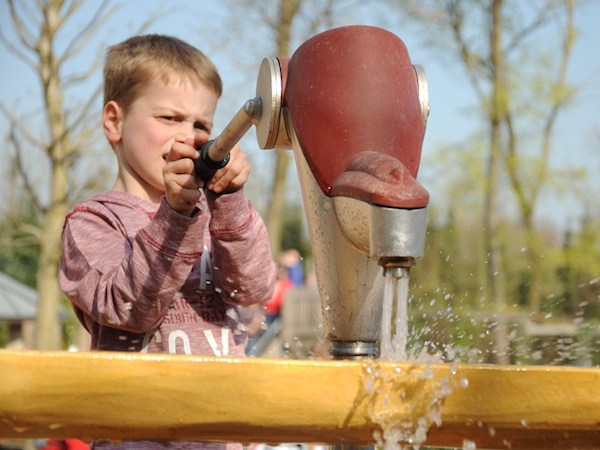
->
[462, 439, 477, 450]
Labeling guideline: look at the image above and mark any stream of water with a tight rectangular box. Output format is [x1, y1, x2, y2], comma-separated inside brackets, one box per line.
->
[379, 266, 410, 361]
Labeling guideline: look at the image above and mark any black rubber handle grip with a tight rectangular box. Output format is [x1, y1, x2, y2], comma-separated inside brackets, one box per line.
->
[194, 140, 230, 181]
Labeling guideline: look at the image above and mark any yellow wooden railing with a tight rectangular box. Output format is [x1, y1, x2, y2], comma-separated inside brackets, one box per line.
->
[1, 350, 600, 449]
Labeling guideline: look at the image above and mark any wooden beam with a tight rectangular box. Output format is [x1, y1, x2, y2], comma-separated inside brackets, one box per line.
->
[1, 350, 599, 449]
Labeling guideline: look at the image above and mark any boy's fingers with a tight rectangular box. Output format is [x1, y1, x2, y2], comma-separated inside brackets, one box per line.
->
[165, 155, 197, 177]
[203, 144, 251, 193]
[168, 141, 200, 162]
[209, 164, 250, 193]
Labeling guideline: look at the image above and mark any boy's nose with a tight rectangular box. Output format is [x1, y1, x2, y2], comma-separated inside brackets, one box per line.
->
[174, 128, 195, 144]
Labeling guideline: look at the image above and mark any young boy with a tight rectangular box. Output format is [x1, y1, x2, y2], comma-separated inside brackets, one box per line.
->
[59, 34, 276, 371]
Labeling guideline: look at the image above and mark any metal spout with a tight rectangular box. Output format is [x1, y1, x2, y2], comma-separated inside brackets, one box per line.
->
[379, 257, 416, 273]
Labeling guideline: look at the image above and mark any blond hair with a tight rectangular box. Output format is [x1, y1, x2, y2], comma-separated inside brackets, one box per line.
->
[103, 34, 222, 112]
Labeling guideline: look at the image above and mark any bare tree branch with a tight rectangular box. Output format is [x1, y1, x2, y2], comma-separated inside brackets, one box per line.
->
[446, 0, 487, 103]
[505, 1, 560, 55]
[0, 103, 48, 150]
[0, 1, 39, 69]
[537, 0, 575, 189]
[64, 82, 103, 144]
[7, 0, 39, 50]
[62, 49, 103, 86]
[60, 0, 116, 65]
[302, 0, 333, 37]
[9, 124, 44, 214]
[256, 1, 279, 30]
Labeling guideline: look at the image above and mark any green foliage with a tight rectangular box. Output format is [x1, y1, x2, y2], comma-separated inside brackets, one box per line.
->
[61, 296, 82, 349]
[0, 322, 9, 348]
[0, 233, 39, 288]
[0, 204, 40, 288]
[280, 201, 311, 260]
[409, 209, 599, 365]
[0, 203, 85, 349]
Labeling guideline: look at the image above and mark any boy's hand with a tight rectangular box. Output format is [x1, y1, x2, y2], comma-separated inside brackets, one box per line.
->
[164, 140, 251, 215]
[205, 144, 250, 194]
[164, 138, 203, 216]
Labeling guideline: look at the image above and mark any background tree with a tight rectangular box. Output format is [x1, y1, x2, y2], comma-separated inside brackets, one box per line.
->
[0, 0, 156, 349]
[392, 0, 582, 363]
[500, 0, 576, 318]
[255, 0, 301, 256]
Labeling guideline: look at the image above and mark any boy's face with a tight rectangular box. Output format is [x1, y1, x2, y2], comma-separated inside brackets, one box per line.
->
[104, 75, 219, 203]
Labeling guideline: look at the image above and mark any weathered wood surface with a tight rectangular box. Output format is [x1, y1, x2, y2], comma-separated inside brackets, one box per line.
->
[1, 350, 599, 449]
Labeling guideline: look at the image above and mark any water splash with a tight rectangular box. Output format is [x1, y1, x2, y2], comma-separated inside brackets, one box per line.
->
[362, 357, 459, 450]
[374, 266, 465, 449]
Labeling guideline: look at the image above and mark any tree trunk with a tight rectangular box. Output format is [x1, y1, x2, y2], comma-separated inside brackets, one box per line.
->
[35, 204, 66, 349]
[487, 0, 510, 364]
[33, 1, 68, 350]
[524, 212, 544, 318]
[264, 0, 300, 256]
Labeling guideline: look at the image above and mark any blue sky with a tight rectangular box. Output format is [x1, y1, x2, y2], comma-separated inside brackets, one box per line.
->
[1, 0, 599, 231]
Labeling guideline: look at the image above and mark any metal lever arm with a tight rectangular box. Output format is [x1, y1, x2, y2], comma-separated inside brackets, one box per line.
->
[194, 96, 262, 180]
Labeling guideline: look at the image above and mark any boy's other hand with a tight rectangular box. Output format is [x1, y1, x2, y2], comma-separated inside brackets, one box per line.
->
[164, 138, 203, 216]
[205, 145, 250, 194]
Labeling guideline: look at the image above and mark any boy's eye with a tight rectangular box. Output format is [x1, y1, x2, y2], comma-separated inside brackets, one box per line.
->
[194, 121, 209, 132]
[160, 116, 178, 122]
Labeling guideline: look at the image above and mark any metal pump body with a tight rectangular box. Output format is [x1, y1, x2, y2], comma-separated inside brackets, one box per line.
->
[200, 25, 430, 359]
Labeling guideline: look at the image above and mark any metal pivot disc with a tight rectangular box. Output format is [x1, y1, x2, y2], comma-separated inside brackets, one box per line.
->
[413, 64, 429, 130]
[255, 57, 283, 149]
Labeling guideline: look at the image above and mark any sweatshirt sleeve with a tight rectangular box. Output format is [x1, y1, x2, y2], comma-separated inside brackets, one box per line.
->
[206, 188, 277, 307]
[59, 197, 207, 333]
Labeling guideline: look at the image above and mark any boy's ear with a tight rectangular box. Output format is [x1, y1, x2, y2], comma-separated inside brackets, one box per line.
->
[102, 101, 123, 145]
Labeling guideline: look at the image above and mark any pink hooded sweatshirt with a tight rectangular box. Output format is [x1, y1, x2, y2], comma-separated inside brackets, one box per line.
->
[59, 189, 277, 450]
